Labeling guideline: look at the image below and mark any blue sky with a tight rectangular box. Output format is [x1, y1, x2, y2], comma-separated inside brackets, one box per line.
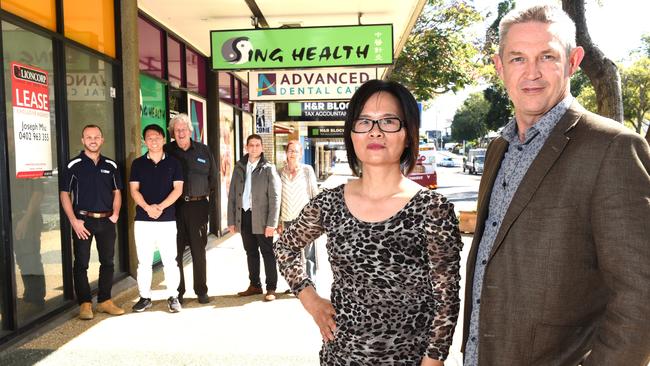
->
[421, 0, 650, 131]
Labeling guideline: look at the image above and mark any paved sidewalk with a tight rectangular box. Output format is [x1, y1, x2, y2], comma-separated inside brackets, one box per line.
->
[0, 232, 473, 366]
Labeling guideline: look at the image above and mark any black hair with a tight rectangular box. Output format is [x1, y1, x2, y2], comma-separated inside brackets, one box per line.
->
[142, 124, 165, 138]
[246, 133, 263, 145]
[344, 79, 420, 176]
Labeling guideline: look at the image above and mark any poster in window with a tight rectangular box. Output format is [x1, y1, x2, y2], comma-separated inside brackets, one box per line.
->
[219, 102, 235, 232]
[139, 73, 167, 154]
[188, 94, 207, 144]
[11, 62, 53, 178]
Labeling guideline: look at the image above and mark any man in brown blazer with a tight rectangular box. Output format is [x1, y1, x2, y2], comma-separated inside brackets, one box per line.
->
[462, 5, 650, 366]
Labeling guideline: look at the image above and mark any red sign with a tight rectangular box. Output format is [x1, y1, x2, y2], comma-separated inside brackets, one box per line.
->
[11, 62, 52, 178]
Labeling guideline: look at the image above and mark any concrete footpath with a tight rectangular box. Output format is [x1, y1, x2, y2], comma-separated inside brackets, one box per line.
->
[0, 232, 473, 366]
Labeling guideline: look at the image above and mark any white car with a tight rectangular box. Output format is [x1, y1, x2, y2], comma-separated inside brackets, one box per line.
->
[438, 157, 457, 167]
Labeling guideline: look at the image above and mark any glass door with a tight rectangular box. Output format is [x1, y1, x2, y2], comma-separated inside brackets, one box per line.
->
[2, 20, 65, 327]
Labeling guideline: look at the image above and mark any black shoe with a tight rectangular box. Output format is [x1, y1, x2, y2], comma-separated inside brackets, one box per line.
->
[167, 297, 182, 313]
[132, 297, 152, 312]
[197, 294, 210, 304]
[177, 294, 183, 305]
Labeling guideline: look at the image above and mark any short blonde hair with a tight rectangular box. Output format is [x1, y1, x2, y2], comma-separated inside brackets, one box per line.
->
[285, 139, 302, 152]
[499, 4, 577, 57]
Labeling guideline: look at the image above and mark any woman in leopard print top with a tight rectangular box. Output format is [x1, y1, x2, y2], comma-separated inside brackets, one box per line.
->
[275, 80, 462, 365]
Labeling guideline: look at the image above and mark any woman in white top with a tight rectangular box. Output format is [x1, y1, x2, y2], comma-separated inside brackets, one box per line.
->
[277, 140, 319, 279]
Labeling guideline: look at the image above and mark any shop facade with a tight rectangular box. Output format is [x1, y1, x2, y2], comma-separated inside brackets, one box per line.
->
[0, 0, 252, 346]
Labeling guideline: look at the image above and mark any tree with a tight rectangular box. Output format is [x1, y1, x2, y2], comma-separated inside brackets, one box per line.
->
[576, 83, 597, 113]
[390, 0, 482, 101]
[483, 84, 512, 131]
[641, 33, 650, 57]
[621, 58, 650, 134]
[562, 0, 623, 122]
[451, 92, 489, 142]
[480, 0, 514, 132]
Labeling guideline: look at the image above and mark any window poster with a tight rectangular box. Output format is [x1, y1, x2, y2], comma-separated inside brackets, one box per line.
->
[188, 94, 207, 144]
[139, 73, 167, 154]
[219, 102, 235, 232]
[12, 62, 53, 178]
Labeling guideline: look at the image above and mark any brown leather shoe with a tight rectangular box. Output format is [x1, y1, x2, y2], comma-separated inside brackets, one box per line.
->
[237, 285, 263, 297]
[264, 290, 276, 302]
[96, 299, 125, 316]
[79, 302, 93, 320]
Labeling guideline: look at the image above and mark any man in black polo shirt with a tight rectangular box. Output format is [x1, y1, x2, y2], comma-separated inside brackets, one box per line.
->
[60, 124, 125, 320]
[164, 113, 218, 304]
[129, 124, 184, 313]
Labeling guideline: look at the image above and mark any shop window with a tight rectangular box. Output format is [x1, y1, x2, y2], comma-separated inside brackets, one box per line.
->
[2, 21, 64, 327]
[63, 0, 116, 57]
[138, 17, 164, 79]
[218, 72, 233, 104]
[167, 36, 183, 88]
[186, 48, 206, 96]
[65, 44, 125, 295]
[242, 84, 250, 112]
[1, 0, 56, 31]
[234, 78, 241, 107]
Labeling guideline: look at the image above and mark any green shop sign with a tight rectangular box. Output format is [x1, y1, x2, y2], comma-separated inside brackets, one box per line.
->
[211, 24, 393, 70]
[139, 74, 167, 154]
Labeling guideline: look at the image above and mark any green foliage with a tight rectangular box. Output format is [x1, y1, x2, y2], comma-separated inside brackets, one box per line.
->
[576, 84, 597, 113]
[641, 34, 650, 57]
[483, 0, 515, 62]
[451, 92, 490, 141]
[475, 0, 515, 133]
[571, 69, 591, 98]
[483, 84, 512, 131]
[390, 0, 483, 101]
[621, 57, 650, 133]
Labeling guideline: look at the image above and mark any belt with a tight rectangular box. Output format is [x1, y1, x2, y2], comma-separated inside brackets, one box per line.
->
[183, 195, 207, 202]
[78, 210, 112, 218]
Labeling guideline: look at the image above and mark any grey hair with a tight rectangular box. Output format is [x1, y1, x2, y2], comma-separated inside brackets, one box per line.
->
[499, 4, 577, 57]
[168, 113, 194, 134]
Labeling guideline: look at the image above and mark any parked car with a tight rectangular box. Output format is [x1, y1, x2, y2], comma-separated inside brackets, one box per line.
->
[463, 148, 486, 175]
[438, 157, 457, 167]
[473, 155, 484, 174]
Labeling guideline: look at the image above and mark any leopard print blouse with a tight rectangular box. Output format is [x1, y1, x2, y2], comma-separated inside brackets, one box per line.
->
[274, 185, 463, 364]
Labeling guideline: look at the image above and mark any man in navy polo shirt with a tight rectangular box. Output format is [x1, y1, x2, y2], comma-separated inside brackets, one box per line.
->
[60, 124, 125, 320]
[129, 124, 184, 313]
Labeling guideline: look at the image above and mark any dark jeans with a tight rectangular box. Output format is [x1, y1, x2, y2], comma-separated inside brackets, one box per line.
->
[176, 199, 209, 297]
[284, 220, 317, 279]
[72, 216, 116, 304]
[241, 209, 277, 291]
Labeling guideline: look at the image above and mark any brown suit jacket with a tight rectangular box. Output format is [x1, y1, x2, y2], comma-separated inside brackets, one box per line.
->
[462, 102, 650, 365]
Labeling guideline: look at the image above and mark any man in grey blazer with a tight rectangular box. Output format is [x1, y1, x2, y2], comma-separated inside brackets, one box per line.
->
[228, 134, 281, 302]
[463, 5, 650, 366]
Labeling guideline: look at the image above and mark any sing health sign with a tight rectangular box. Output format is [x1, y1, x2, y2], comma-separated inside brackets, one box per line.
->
[12, 62, 53, 178]
[211, 24, 393, 70]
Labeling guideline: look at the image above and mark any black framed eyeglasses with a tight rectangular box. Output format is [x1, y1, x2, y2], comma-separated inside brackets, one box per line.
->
[352, 117, 403, 133]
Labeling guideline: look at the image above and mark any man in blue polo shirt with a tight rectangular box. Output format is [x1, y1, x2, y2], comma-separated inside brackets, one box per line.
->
[129, 124, 184, 313]
[60, 124, 124, 320]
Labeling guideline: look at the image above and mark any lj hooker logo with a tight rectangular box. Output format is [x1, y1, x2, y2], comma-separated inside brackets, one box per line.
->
[257, 74, 276, 96]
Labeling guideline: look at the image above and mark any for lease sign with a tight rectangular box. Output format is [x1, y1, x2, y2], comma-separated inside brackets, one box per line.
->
[12, 62, 52, 178]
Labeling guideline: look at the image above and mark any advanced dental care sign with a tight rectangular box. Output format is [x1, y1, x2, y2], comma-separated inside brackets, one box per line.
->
[249, 68, 376, 101]
[211, 24, 393, 70]
[11, 62, 53, 178]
